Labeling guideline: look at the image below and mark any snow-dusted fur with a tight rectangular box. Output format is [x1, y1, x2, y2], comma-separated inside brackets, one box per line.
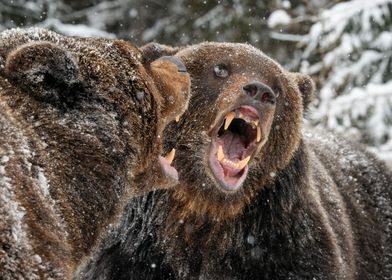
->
[0, 28, 190, 279]
[81, 43, 392, 279]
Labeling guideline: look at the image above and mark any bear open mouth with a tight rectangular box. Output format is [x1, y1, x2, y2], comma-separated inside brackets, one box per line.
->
[209, 105, 261, 191]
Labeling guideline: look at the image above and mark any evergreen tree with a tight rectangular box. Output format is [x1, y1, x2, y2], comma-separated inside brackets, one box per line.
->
[0, 0, 313, 62]
[2, 0, 390, 161]
[298, 0, 392, 162]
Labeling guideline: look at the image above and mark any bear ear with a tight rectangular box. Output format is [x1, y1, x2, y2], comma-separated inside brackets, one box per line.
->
[141, 43, 183, 65]
[290, 72, 315, 111]
[149, 56, 190, 126]
[4, 41, 80, 106]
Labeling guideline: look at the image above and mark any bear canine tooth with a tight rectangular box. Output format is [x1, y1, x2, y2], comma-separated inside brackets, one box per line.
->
[175, 115, 180, 122]
[218, 145, 225, 161]
[238, 156, 251, 170]
[224, 112, 235, 130]
[257, 126, 262, 142]
[166, 148, 176, 165]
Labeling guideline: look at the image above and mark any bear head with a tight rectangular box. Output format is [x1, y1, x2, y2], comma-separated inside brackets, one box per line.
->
[143, 42, 314, 222]
[0, 28, 190, 194]
[0, 29, 191, 266]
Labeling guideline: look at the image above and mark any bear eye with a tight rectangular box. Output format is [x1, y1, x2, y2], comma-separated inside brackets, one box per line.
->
[213, 64, 229, 79]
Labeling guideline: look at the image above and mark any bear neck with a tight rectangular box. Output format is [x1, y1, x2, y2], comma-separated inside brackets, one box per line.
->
[163, 140, 311, 259]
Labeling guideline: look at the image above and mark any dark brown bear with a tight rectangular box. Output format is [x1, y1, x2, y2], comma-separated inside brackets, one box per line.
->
[0, 28, 190, 279]
[79, 43, 392, 280]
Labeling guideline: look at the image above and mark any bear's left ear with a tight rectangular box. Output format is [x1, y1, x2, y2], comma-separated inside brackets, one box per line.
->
[290, 72, 315, 111]
[5, 41, 80, 106]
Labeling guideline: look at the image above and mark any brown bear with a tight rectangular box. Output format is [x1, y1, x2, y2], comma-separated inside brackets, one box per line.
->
[0, 28, 190, 279]
[79, 42, 392, 280]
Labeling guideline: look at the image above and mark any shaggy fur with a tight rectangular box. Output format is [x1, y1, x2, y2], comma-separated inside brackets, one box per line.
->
[0, 28, 190, 279]
[69, 43, 392, 279]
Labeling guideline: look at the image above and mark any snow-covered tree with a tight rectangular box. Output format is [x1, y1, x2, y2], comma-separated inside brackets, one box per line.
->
[0, 0, 314, 61]
[297, 0, 392, 163]
[2, 0, 391, 163]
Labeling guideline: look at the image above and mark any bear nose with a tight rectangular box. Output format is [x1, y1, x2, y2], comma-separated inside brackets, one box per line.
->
[242, 81, 276, 104]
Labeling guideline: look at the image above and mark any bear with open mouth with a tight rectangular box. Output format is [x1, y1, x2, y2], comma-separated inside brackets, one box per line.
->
[0, 28, 190, 279]
[80, 42, 392, 279]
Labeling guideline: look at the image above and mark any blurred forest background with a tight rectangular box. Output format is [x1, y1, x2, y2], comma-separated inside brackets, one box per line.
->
[1, 0, 391, 164]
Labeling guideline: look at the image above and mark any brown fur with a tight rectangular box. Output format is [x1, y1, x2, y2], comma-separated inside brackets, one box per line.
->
[165, 43, 391, 278]
[0, 28, 190, 279]
[167, 43, 306, 223]
[82, 42, 392, 279]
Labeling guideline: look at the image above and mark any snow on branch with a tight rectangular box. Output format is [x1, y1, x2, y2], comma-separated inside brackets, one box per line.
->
[301, 0, 392, 163]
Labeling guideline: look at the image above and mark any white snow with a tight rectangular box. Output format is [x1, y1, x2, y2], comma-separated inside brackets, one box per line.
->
[299, 0, 392, 165]
[40, 18, 115, 38]
[372, 31, 392, 51]
[267, 10, 291, 28]
[37, 167, 50, 197]
[1, 155, 9, 163]
[0, 147, 28, 247]
[1, 0, 391, 166]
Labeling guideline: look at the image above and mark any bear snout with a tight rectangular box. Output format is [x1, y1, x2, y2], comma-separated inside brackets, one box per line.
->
[242, 81, 277, 104]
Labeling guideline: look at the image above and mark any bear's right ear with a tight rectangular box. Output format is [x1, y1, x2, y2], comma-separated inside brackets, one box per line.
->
[290, 72, 315, 112]
[4, 41, 80, 106]
[141, 43, 182, 65]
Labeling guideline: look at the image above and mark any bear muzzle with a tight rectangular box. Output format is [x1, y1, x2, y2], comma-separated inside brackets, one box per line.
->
[204, 79, 278, 192]
[207, 107, 262, 191]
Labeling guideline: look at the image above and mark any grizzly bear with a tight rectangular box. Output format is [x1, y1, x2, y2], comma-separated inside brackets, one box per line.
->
[79, 42, 392, 280]
[0, 28, 190, 279]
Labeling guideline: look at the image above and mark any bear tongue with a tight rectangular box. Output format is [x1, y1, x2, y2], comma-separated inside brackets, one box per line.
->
[219, 132, 247, 177]
[220, 132, 246, 160]
[223, 165, 243, 177]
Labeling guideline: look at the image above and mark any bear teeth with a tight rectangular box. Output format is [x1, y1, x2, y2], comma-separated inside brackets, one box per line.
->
[218, 144, 251, 170]
[224, 112, 235, 130]
[218, 145, 225, 161]
[257, 126, 261, 142]
[222, 158, 240, 168]
[165, 148, 176, 165]
[238, 156, 251, 170]
[224, 110, 260, 130]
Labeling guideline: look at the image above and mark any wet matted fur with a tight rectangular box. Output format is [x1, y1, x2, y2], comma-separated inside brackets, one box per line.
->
[83, 43, 390, 279]
[0, 28, 190, 279]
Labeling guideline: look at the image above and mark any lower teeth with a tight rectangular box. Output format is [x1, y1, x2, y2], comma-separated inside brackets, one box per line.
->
[222, 158, 240, 168]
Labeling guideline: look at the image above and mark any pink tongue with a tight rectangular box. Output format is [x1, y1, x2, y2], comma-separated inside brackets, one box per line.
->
[224, 165, 242, 177]
[220, 132, 246, 160]
[218, 131, 246, 177]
